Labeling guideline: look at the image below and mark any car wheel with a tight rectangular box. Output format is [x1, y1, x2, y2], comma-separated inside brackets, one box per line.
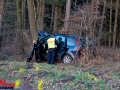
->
[62, 55, 73, 64]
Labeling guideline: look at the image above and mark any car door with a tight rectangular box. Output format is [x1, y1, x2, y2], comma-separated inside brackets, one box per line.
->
[55, 35, 66, 60]
[39, 35, 50, 59]
[66, 36, 77, 58]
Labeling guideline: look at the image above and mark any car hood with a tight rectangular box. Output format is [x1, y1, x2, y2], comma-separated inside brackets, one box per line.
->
[38, 30, 49, 37]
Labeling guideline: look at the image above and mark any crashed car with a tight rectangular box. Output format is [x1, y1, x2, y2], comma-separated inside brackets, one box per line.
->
[27, 31, 82, 64]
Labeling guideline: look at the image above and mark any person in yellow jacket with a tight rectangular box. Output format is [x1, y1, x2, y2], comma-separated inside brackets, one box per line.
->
[47, 34, 57, 64]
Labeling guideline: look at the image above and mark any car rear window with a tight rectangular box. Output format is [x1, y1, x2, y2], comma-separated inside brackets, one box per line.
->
[67, 37, 74, 46]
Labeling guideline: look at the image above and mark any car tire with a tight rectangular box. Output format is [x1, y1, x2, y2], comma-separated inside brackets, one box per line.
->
[62, 54, 73, 64]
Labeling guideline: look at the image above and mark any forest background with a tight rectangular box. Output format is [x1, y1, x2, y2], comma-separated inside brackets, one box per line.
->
[0, 0, 120, 62]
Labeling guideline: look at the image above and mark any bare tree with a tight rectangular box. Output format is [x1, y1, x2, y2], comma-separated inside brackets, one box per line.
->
[50, 4, 54, 31]
[69, 1, 101, 62]
[0, 0, 4, 51]
[98, 0, 106, 47]
[64, 0, 71, 31]
[16, 0, 25, 58]
[22, 0, 26, 29]
[112, 0, 119, 48]
[37, 0, 45, 30]
[27, 0, 38, 41]
[108, 0, 113, 48]
[53, 0, 59, 33]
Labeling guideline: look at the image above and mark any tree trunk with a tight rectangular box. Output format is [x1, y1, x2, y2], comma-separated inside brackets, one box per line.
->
[58, 6, 62, 31]
[98, 0, 106, 47]
[108, 0, 112, 48]
[27, 0, 38, 41]
[93, 20, 97, 41]
[118, 34, 120, 47]
[84, 13, 89, 63]
[112, 0, 119, 48]
[36, 0, 41, 30]
[50, 4, 54, 31]
[22, 0, 26, 29]
[37, 0, 44, 30]
[64, 0, 71, 31]
[40, 0, 44, 30]
[0, 0, 4, 51]
[16, 0, 25, 58]
[53, 0, 59, 33]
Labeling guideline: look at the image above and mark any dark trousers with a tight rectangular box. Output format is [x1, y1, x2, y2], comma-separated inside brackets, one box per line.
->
[48, 49, 56, 64]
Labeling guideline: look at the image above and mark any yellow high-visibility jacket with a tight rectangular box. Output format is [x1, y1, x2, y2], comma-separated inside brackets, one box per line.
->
[47, 38, 57, 49]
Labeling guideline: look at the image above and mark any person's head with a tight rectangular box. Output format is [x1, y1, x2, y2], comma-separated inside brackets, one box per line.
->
[58, 37, 62, 41]
[50, 34, 54, 38]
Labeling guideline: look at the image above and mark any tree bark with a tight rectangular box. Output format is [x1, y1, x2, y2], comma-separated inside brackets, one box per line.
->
[98, 0, 106, 47]
[27, 0, 38, 41]
[16, 0, 25, 58]
[53, 0, 59, 33]
[64, 0, 71, 31]
[58, 6, 62, 30]
[0, 0, 4, 51]
[108, 0, 113, 48]
[83, 12, 89, 63]
[118, 34, 120, 47]
[37, 0, 44, 30]
[40, 0, 44, 30]
[50, 4, 54, 31]
[22, 0, 26, 29]
[112, 0, 119, 48]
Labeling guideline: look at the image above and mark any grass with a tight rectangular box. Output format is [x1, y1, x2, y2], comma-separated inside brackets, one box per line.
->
[0, 60, 120, 90]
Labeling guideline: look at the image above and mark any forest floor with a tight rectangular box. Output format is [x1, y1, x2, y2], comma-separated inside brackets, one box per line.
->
[0, 59, 120, 90]
[0, 47, 120, 90]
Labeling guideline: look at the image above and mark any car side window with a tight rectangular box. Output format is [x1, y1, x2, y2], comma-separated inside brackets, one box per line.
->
[55, 36, 65, 46]
[67, 37, 74, 46]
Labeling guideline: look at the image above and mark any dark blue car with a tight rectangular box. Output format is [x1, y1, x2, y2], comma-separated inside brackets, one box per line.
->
[27, 31, 96, 64]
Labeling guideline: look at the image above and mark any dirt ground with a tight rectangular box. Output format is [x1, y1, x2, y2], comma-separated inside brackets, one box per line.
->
[0, 47, 120, 90]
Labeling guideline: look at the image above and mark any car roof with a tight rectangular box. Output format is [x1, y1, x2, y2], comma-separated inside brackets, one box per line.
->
[54, 33, 77, 38]
[38, 31, 87, 41]
[38, 30, 50, 37]
[54, 33, 66, 36]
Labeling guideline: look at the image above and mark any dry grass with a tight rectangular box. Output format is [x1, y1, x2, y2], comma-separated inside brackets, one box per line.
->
[1, 44, 120, 75]
[76, 47, 120, 74]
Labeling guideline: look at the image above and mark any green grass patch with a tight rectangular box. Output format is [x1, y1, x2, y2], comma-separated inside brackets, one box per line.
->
[0, 61, 120, 90]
